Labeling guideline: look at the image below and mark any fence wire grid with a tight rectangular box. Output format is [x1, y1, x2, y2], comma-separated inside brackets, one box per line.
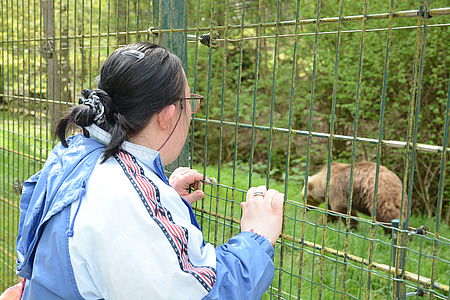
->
[1, 0, 449, 299]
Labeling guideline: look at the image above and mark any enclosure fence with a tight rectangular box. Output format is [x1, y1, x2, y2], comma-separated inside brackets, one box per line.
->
[1, 0, 449, 299]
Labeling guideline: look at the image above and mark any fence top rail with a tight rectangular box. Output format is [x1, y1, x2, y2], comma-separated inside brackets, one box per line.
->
[207, 23, 449, 42]
[147, 7, 450, 35]
[1, 8, 448, 45]
[0, 23, 450, 45]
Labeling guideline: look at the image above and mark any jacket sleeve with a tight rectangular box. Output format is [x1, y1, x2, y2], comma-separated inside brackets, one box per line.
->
[203, 231, 275, 300]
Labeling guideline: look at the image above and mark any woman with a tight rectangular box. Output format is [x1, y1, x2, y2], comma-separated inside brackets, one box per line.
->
[13, 42, 284, 300]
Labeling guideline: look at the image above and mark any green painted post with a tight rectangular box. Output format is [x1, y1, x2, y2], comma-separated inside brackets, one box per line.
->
[41, 0, 63, 136]
[0, 65, 3, 104]
[391, 219, 400, 299]
[153, 0, 189, 173]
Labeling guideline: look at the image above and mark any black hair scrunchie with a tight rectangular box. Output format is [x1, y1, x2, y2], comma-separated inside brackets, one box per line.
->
[78, 89, 105, 123]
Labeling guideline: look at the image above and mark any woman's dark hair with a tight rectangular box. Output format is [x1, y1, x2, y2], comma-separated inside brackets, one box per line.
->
[56, 42, 186, 162]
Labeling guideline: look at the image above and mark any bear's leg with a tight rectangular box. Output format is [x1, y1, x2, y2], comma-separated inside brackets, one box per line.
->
[326, 203, 340, 223]
[339, 209, 358, 230]
[376, 207, 399, 235]
[347, 212, 359, 230]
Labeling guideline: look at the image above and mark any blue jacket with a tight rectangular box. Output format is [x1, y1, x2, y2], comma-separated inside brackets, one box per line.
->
[16, 126, 275, 299]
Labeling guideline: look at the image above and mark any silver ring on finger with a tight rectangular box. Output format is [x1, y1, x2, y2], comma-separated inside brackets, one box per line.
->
[253, 191, 265, 197]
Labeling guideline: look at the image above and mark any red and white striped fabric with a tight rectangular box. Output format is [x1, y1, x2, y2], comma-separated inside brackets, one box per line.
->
[116, 151, 216, 290]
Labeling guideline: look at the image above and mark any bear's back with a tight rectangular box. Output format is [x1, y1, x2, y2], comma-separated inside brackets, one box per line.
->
[346, 162, 402, 217]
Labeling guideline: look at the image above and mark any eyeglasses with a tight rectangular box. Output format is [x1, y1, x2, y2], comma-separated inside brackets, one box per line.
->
[179, 93, 203, 114]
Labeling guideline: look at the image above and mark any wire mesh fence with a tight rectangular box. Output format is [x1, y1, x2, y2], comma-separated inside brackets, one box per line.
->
[1, 0, 449, 299]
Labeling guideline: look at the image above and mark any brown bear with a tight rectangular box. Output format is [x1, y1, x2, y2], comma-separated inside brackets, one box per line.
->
[304, 161, 402, 229]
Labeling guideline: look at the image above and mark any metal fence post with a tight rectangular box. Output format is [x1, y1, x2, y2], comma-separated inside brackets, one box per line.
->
[153, 0, 189, 173]
[41, 0, 62, 134]
[0, 65, 3, 103]
[391, 219, 401, 299]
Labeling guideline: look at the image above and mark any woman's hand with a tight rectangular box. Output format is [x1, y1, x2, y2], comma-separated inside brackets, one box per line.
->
[240, 186, 284, 245]
[169, 167, 207, 205]
[0, 278, 24, 300]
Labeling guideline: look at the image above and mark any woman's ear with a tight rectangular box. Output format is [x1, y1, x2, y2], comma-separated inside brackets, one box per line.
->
[156, 104, 176, 131]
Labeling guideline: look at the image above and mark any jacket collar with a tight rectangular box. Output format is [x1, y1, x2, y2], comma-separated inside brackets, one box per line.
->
[85, 124, 168, 184]
[84, 125, 201, 229]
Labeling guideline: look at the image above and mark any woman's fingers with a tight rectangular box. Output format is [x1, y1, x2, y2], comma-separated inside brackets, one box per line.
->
[262, 189, 278, 206]
[246, 186, 267, 205]
[169, 167, 211, 205]
[169, 168, 216, 194]
[263, 189, 284, 211]
[246, 187, 256, 202]
[183, 171, 204, 186]
[271, 191, 284, 213]
[170, 168, 204, 189]
[170, 167, 202, 183]
[241, 186, 284, 245]
[171, 167, 191, 175]
[0, 279, 24, 300]
[183, 190, 205, 205]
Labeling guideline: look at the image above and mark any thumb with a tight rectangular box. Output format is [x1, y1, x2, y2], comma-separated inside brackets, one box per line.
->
[184, 190, 205, 204]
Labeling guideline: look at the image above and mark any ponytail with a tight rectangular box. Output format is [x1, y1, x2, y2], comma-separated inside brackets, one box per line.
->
[56, 88, 110, 147]
[102, 112, 130, 163]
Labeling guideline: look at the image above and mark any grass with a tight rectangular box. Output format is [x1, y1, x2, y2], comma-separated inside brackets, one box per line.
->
[0, 112, 448, 299]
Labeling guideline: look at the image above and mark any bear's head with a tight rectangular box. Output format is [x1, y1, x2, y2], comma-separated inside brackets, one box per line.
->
[302, 176, 325, 206]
